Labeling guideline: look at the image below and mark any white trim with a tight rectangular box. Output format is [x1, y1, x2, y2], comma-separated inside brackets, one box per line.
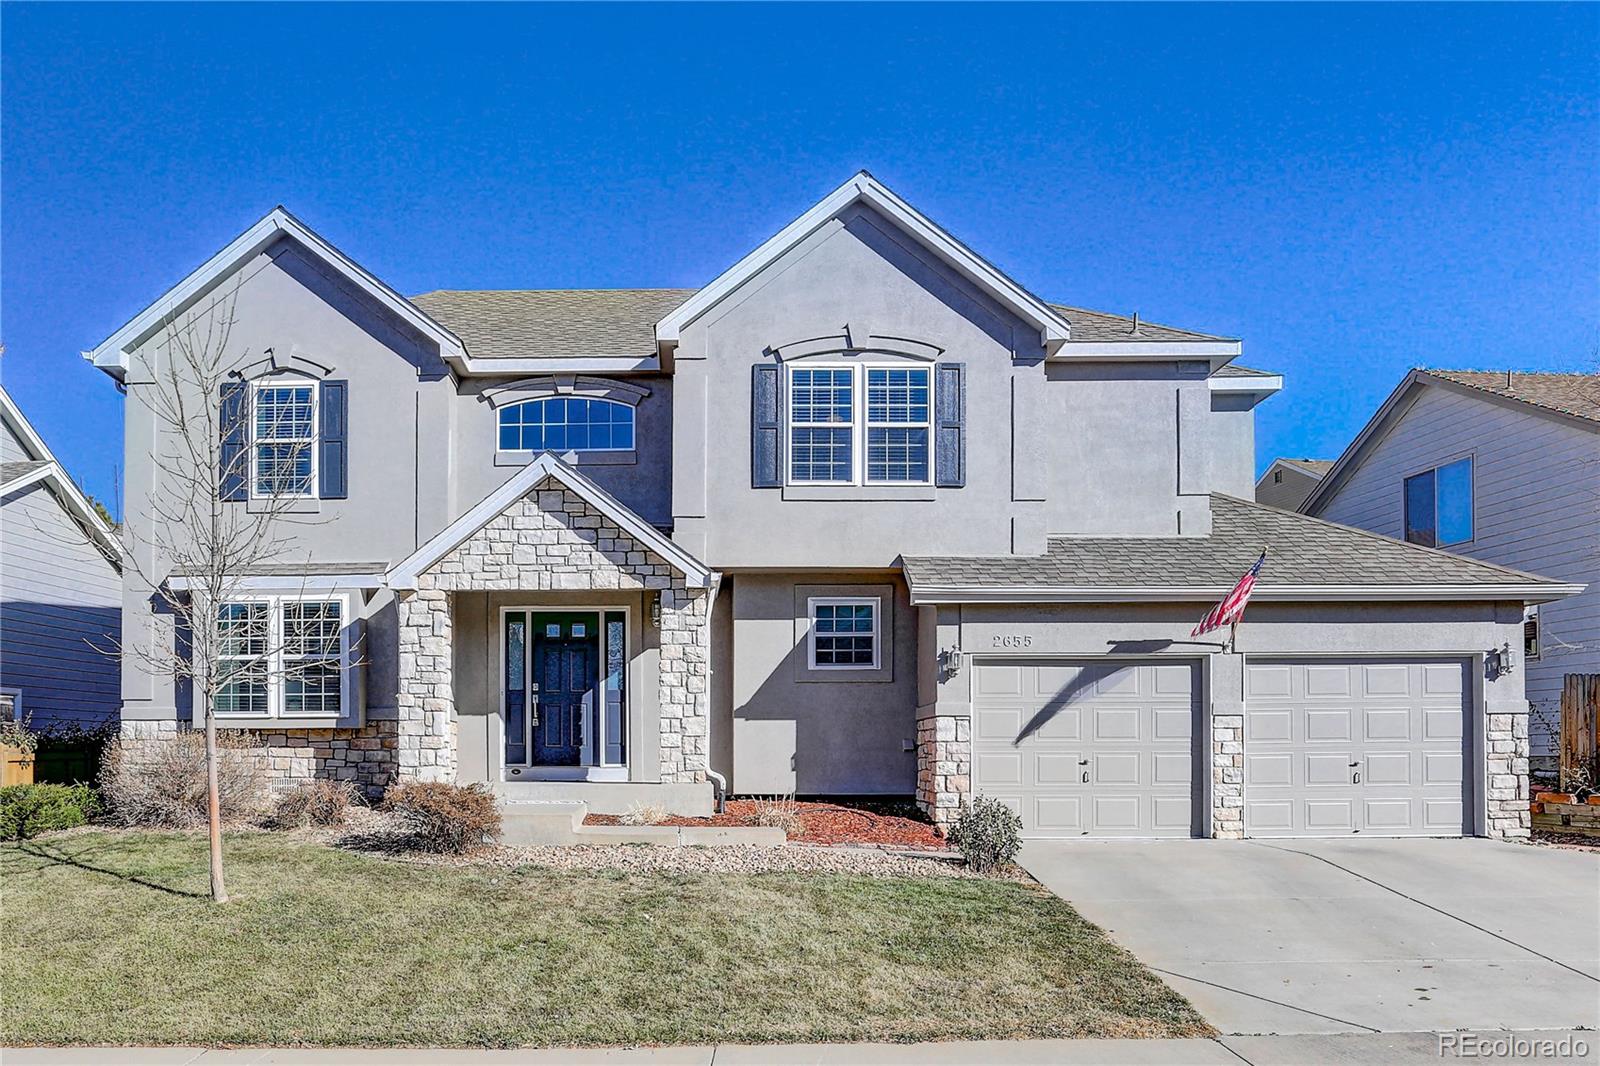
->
[211, 591, 353, 720]
[386, 452, 714, 589]
[83, 207, 466, 383]
[786, 363, 858, 486]
[1209, 374, 1283, 395]
[784, 362, 934, 487]
[165, 573, 385, 592]
[496, 395, 636, 454]
[462, 356, 660, 376]
[806, 595, 881, 671]
[906, 582, 1588, 606]
[1052, 340, 1243, 360]
[0, 386, 123, 565]
[654, 172, 1071, 354]
[0, 464, 54, 496]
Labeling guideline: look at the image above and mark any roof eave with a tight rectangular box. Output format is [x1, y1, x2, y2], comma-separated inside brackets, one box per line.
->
[905, 582, 1586, 606]
[84, 207, 468, 382]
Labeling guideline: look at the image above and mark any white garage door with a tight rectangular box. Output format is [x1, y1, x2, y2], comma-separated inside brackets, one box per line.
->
[1245, 659, 1471, 837]
[971, 659, 1200, 838]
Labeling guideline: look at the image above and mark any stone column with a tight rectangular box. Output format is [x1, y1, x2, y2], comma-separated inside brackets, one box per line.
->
[1209, 652, 1245, 839]
[1485, 708, 1531, 839]
[657, 582, 711, 783]
[916, 713, 971, 829]
[395, 588, 455, 783]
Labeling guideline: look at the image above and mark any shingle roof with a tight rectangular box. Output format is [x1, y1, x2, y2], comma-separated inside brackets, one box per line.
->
[1047, 304, 1235, 344]
[1275, 458, 1335, 477]
[1422, 370, 1600, 425]
[902, 495, 1568, 596]
[0, 460, 50, 489]
[405, 289, 1232, 361]
[169, 561, 389, 578]
[1214, 364, 1277, 379]
[411, 289, 695, 361]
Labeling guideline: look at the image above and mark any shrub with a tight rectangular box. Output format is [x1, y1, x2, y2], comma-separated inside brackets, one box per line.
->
[98, 730, 271, 828]
[270, 779, 360, 828]
[382, 781, 501, 853]
[32, 721, 119, 785]
[620, 801, 670, 826]
[751, 794, 804, 837]
[0, 717, 38, 756]
[0, 784, 102, 840]
[947, 794, 1022, 873]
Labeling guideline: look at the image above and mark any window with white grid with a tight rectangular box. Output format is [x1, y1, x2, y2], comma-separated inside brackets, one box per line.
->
[809, 597, 879, 669]
[788, 367, 855, 483]
[213, 596, 347, 718]
[252, 383, 317, 497]
[283, 601, 344, 716]
[215, 602, 270, 715]
[866, 367, 930, 483]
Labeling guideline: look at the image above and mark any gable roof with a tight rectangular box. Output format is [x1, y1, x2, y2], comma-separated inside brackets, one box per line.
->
[1301, 367, 1600, 515]
[387, 452, 713, 590]
[902, 494, 1582, 605]
[1047, 304, 1234, 345]
[0, 386, 122, 565]
[84, 206, 468, 383]
[654, 171, 1073, 356]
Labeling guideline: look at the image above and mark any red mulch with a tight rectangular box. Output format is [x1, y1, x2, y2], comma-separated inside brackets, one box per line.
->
[584, 798, 949, 849]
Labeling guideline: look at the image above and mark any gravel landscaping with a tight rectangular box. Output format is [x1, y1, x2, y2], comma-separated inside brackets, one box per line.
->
[585, 798, 949, 849]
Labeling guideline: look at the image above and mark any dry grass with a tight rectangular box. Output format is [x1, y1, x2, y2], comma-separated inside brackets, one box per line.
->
[618, 801, 670, 826]
[98, 732, 270, 828]
[0, 831, 1210, 1047]
[269, 779, 361, 828]
[750, 794, 804, 836]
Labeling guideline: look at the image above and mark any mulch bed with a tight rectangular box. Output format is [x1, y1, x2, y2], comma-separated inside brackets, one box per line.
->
[585, 798, 948, 849]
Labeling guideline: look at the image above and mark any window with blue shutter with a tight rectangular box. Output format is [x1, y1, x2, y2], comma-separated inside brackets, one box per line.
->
[219, 382, 248, 501]
[319, 379, 348, 499]
[934, 362, 966, 488]
[751, 364, 781, 488]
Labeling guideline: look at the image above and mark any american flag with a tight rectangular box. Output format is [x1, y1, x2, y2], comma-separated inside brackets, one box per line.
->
[1191, 551, 1267, 637]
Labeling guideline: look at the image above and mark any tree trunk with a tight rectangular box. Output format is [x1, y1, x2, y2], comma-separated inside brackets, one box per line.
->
[204, 707, 228, 903]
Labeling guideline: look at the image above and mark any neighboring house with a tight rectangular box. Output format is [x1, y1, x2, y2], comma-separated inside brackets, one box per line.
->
[0, 385, 123, 730]
[84, 173, 1582, 841]
[1302, 369, 1600, 774]
[1256, 458, 1333, 510]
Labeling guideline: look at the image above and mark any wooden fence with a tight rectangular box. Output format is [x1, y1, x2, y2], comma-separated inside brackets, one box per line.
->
[1561, 673, 1600, 788]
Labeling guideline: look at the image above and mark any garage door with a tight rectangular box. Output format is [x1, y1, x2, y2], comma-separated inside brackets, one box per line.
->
[1244, 659, 1471, 837]
[971, 659, 1200, 837]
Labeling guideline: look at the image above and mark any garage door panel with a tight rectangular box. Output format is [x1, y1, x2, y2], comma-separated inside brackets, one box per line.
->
[1247, 660, 1469, 838]
[973, 660, 1198, 838]
[973, 664, 1023, 697]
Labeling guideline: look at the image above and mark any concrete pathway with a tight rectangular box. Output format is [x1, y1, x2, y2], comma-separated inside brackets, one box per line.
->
[1019, 837, 1600, 1036]
[6, 1031, 1597, 1065]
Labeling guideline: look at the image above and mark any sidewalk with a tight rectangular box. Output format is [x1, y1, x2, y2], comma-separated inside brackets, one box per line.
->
[6, 1031, 1596, 1066]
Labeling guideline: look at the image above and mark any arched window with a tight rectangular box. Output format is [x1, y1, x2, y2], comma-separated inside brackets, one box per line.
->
[498, 397, 635, 453]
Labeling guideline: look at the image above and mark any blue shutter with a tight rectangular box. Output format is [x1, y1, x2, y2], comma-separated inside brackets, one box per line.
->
[219, 383, 248, 501]
[751, 364, 781, 488]
[319, 379, 348, 500]
[934, 362, 965, 488]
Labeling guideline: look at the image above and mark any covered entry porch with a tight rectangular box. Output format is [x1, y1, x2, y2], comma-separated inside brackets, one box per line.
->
[385, 454, 718, 814]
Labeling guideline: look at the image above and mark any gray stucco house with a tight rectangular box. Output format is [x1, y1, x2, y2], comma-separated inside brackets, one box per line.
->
[1300, 369, 1600, 775]
[85, 173, 1582, 840]
[0, 385, 123, 729]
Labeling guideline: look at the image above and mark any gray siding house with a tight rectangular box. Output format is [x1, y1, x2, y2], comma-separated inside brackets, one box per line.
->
[1256, 458, 1332, 511]
[86, 174, 1582, 840]
[1302, 369, 1600, 773]
[0, 386, 123, 729]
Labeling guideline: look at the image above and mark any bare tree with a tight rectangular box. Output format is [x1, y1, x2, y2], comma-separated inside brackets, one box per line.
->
[113, 291, 343, 903]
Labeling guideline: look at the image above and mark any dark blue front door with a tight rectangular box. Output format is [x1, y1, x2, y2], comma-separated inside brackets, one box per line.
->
[531, 632, 594, 766]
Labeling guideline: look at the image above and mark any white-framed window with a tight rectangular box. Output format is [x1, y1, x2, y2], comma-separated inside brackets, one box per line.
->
[788, 366, 856, 483]
[498, 397, 635, 452]
[866, 367, 931, 483]
[0, 688, 22, 723]
[786, 364, 932, 485]
[1403, 456, 1473, 547]
[1524, 605, 1541, 662]
[252, 381, 317, 498]
[213, 594, 350, 718]
[808, 596, 879, 670]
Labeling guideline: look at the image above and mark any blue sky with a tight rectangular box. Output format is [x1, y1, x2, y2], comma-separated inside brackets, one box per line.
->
[4, 3, 1596, 516]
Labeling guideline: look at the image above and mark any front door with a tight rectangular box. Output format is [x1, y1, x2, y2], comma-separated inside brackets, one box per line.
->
[529, 614, 596, 766]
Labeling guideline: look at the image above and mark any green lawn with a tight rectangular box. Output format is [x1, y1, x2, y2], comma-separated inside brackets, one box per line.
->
[0, 831, 1210, 1047]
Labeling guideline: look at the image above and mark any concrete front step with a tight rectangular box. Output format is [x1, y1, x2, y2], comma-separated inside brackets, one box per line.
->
[499, 801, 785, 848]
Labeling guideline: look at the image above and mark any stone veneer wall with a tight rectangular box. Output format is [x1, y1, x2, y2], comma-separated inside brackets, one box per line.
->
[1485, 709, 1531, 839]
[915, 714, 970, 829]
[407, 477, 712, 784]
[118, 719, 397, 799]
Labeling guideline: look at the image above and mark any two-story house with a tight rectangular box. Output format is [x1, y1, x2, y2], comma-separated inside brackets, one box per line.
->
[85, 174, 1581, 840]
[1301, 369, 1600, 776]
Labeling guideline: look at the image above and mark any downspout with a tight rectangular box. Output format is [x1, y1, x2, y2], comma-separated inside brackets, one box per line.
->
[701, 571, 727, 814]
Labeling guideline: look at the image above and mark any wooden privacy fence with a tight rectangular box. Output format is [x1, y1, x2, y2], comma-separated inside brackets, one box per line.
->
[1561, 673, 1600, 787]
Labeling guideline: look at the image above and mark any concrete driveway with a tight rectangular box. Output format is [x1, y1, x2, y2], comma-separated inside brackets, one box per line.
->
[1020, 837, 1600, 1035]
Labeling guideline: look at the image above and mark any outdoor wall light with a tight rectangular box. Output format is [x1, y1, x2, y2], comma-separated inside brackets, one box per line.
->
[1487, 642, 1514, 679]
[650, 594, 662, 628]
[937, 645, 962, 682]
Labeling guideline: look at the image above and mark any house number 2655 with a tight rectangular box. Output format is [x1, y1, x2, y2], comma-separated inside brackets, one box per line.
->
[993, 635, 1033, 648]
